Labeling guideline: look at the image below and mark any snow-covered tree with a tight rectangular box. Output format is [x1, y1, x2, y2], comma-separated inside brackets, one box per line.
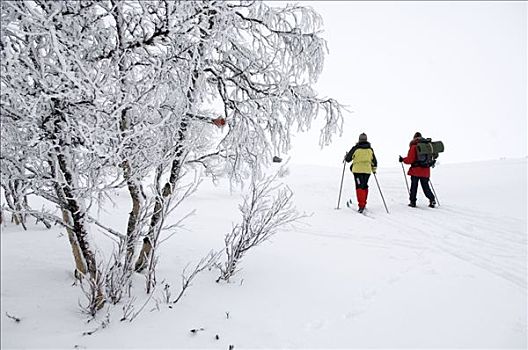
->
[1, 0, 343, 312]
[1, 1, 120, 309]
[126, 0, 345, 277]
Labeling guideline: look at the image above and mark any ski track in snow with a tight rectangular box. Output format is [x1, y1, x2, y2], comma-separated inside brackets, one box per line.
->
[387, 205, 526, 289]
[1, 160, 526, 349]
[296, 201, 526, 290]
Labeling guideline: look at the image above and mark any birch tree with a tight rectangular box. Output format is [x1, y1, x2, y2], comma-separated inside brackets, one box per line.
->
[1, 0, 344, 312]
[126, 0, 345, 276]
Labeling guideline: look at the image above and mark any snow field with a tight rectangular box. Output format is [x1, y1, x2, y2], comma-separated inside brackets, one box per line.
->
[1, 158, 526, 349]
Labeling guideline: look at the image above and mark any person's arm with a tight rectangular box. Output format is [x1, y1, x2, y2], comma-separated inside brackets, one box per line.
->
[402, 145, 416, 165]
[344, 146, 357, 163]
[371, 149, 378, 173]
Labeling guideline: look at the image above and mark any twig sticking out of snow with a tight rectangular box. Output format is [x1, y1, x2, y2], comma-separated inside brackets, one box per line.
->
[5, 312, 21, 323]
[190, 327, 205, 334]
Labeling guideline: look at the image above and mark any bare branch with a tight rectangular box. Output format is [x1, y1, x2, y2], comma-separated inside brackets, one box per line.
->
[173, 251, 220, 304]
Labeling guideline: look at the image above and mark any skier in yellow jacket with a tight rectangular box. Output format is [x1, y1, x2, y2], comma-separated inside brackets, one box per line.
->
[344, 133, 377, 213]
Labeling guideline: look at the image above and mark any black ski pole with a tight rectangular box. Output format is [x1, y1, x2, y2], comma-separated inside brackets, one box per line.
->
[336, 161, 347, 209]
[373, 173, 390, 214]
[429, 179, 440, 206]
[401, 162, 410, 195]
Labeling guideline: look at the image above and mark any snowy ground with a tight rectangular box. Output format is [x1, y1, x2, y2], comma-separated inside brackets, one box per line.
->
[1, 158, 526, 349]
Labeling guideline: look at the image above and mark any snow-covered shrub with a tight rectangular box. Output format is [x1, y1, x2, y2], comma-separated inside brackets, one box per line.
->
[218, 171, 305, 282]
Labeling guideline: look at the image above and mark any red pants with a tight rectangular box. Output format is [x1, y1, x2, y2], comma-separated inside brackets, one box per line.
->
[353, 173, 370, 209]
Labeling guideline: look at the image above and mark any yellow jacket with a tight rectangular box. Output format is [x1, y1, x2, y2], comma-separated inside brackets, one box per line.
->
[344, 142, 377, 174]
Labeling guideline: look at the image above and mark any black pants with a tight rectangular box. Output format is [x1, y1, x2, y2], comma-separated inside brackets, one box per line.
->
[409, 176, 435, 203]
[353, 173, 370, 189]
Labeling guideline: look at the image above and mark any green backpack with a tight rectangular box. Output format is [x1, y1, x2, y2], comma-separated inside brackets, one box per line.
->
[415, 138, 444, 167]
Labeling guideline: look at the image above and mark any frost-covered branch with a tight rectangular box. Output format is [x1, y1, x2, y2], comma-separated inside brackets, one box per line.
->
[218, 170, 306, 282]
[173, 251, 220, 304]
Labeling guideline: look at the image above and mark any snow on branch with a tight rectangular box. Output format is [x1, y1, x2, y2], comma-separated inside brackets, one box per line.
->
[1, 0, 342, 317]
[173, 251, 220, 304]
[217, 169, 306, 282]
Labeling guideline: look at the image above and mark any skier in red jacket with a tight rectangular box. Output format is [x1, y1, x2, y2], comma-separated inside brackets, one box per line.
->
[399, 132, 436, 208]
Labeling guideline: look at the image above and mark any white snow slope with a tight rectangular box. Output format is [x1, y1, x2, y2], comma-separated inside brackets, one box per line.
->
[1, 158, 527, 349]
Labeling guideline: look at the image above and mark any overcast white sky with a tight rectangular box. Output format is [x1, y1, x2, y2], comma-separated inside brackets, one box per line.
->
[286, 1, 527, 167]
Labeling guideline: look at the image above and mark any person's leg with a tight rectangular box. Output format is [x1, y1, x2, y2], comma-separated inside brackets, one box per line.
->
[361, 174, 370, 208]
[363, 174, 371, 190]
[353, 173, 361, 190]
[350, 173, 361, 208]
[419, 177, 436, 206]
[355, 174, 369, 211]
[409, 176, 419, 207]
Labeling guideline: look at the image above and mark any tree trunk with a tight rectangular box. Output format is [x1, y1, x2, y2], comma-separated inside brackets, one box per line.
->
[119, 110, 143, 273]
[134, 161, 179, 273]
[2, 183, 26, 229]
[44, 103, 105, 309]
[113, 2, 143, 275]
[62, 209, 87, 278]
[134, 7, 217, 274]
[55, 152, 104, 309]
[122, 159, 142, 272]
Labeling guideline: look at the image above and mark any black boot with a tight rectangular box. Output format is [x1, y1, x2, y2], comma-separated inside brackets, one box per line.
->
[408, 201, 416, 208]
[429, 200, 436, 208]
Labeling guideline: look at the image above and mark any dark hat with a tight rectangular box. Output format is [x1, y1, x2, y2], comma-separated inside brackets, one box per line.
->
[414, 132, 422, 138]
[358, 133, 368, 142]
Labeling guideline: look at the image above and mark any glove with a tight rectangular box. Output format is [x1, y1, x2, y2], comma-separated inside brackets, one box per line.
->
[398, 156, 403, 163]
[372, 167, 377, 174]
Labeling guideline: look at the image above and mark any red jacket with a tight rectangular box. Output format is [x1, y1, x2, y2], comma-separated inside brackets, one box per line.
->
[402, 138, 431, 178]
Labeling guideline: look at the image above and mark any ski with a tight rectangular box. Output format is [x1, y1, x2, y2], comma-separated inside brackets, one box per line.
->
[346, 199, 373, 218]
